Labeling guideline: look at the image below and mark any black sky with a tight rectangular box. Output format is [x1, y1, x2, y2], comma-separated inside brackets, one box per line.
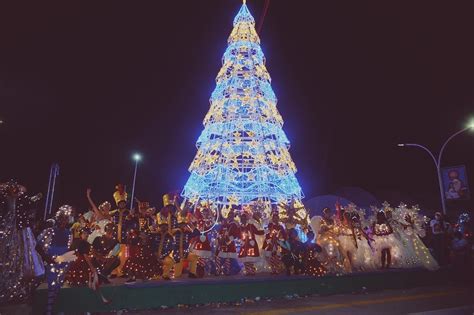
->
[1, 1, 473, 215]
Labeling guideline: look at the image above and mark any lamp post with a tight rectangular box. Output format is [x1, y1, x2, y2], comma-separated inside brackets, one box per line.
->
[130, 153, 142, 210]
[398, 121, 474, 215]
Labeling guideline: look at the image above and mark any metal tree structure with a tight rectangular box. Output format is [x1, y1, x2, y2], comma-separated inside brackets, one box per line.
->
[182, 2, 304, 215]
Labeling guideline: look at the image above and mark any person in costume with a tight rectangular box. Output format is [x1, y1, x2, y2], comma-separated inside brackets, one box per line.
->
[396, 206, 439, 270]
[86, 188, 113, 244]
[70, 214, 88, 249]
[372, 210, 398, 269]
[337, 207, 375, 272]
[302, 230, 325, 276]
[311, 207, 345, 274]
[91, 223, 120, 283]
[215, 209, 240, 276]
[336, 210, 359, 272]
[280, 228, 305, 275]
[262, 209, 286, 274]
[66, 227, 95, 286]
[350, 211, 377, 271]
[36, 206, 77, 315]
[110, 184, 134, 277]
[171, 206, 201, 278]
[191, 204, 214, 276]
[123, 201, 160, 283]
[151, 220, 174, 280]
[238, 212, 264, 276]
[0, 181, 44, 304]
[157, 193, 179, 234]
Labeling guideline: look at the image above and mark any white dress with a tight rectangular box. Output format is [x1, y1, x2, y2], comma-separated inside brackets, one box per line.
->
[373, 223, 403, 267]
[313, 217, 345, 274]
[353, 228, 377, 271]
[399, 225, 439, 270]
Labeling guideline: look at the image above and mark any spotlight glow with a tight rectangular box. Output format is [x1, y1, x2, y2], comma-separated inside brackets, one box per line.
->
[133, 153, 142, 161]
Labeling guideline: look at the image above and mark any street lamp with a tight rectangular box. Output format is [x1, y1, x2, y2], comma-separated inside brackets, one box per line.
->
[398, 121, 474, 215]
[130, 153, 142, 210]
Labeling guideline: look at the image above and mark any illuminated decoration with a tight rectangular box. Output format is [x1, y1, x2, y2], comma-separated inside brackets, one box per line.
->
[0, 181, 45, 303]
[181, 2, 304, 211]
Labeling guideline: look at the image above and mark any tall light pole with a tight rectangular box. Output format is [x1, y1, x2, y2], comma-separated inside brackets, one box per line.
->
[130, 153, 142, 211]
[398, 120, 474, 215]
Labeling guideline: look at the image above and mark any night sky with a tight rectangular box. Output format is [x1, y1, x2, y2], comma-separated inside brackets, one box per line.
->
[1, 1, 473, 215]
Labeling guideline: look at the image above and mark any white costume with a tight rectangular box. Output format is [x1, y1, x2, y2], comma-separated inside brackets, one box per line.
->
[87, 219, 111, 244]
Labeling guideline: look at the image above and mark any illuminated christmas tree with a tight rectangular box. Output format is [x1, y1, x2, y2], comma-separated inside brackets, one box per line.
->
[182, 1, 304, 214]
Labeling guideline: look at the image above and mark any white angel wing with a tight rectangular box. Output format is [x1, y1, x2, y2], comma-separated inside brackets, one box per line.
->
[310, 216, 323, 241]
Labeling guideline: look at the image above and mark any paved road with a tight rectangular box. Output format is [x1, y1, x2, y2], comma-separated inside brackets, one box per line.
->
[123, 285, 473, 315]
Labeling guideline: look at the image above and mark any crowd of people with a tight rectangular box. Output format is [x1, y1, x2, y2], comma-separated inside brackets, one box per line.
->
[0, 180, 472, 314]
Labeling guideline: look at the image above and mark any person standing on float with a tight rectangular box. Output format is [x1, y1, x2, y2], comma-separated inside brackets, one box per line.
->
[172, 215, 200, 278]
[36, 206, 77, 315]
[262, 209, 286, 274]
[191, 204, 214, 276]
[238, 212, 264, 276]
[110, 184, 134, 277]
[152, 219, 174, 280]
[216, 209, 240, 275]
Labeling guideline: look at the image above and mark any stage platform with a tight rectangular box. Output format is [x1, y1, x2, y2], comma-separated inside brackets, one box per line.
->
[33, 268, 455, 313]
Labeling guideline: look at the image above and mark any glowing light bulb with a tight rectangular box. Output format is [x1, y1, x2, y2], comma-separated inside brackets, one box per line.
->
[133, 153, 142, 161]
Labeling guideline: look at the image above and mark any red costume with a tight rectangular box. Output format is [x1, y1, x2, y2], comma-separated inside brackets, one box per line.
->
[238, 222, 264, 263]
[262, 210, 287, 274]
[217, 221, 240, 259]
[191, 208, 213, 258]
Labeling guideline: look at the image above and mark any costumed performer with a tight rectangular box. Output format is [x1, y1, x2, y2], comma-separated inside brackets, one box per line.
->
[238, 211, 264, 276]
[91, 223, 120, 283]
[311, 207, 345, 274]
[262, 208, 286, 274]
[215, 209, 240, 276]
[0, 181, 45, 303]
[110, 184, 134, 277]
[123, 201, 161, 282]
[151, 218, 174, 280]
[66, 227, 95, 286]
[36, 206, 77, 315]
